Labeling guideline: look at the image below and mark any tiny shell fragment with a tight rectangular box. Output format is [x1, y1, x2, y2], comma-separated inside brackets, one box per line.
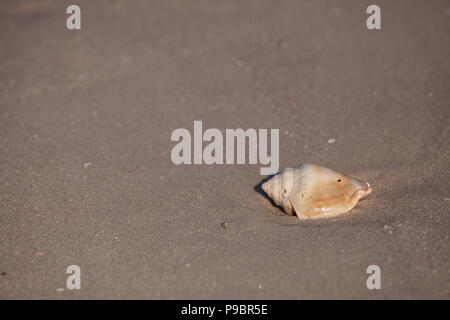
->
[261, 163, 372, 219]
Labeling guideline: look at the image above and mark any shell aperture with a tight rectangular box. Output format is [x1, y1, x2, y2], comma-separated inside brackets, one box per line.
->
[261, 163, 372, 219]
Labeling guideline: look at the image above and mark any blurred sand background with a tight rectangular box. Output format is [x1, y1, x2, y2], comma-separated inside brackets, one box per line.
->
[0, 0, 449, 299]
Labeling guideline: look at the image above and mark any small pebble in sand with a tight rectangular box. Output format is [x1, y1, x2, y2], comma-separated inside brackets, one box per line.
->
[84, 162, 92, 168]
[258, 284, 263, 290]
[56, 288, 64, 292]
[443, 198, 450, 201]
[383, 224, 393, 234]
[186, 263, 190, 268]
[327, 138, 335, 144]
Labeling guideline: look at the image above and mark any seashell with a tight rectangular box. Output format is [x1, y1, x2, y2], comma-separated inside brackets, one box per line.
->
[261, 163, 372, 219]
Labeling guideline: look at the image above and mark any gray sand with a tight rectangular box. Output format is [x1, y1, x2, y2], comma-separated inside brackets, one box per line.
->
[0, 0, 449, 299]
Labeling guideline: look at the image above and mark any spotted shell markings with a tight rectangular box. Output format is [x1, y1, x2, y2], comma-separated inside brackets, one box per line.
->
[261, 163, 372, 219]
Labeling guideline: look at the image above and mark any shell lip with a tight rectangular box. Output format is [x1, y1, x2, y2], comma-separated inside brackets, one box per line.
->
[349, 182, 372, 202]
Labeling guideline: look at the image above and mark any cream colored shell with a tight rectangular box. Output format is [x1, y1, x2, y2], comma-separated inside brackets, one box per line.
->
[262, 163, 372, 219]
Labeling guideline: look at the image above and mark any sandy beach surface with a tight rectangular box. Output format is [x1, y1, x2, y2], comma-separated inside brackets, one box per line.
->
[0, 0, 449, 299]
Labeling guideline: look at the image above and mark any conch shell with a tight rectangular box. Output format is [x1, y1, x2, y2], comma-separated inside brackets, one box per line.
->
[261, 163, 372, 219]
